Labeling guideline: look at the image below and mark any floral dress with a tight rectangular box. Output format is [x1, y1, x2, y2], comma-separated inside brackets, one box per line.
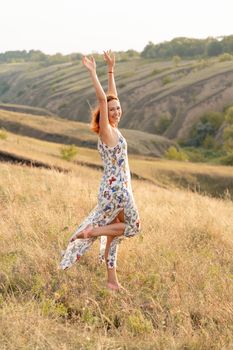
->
[60, 128, 140, 270]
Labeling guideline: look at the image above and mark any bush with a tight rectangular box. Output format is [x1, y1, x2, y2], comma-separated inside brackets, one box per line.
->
[172, 55, 181, 67]
[155, 115, 172, 134]
[162, 75, 173, 85]
[0, 128, 7, 140]
[127, 311, 153, 335]
[182, 147, 206, 162]
[202, 135, 216, 149]
[225, 106, 233, 125]
[219, 53, 233, 62]
[187, 111, 223, 147]
[60, 144, 78, 161]
[223, 125, 233, 152]
[151, 69, 161, 76]
[196, 59, 210, 69]
[219, 153, 233, 165]
[164, 146, 189, 161]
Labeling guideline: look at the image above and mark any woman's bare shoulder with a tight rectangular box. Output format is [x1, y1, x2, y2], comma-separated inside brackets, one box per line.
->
[99, 126, 119, 147]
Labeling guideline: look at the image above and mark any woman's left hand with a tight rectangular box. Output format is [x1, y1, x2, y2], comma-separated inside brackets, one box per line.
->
[82, 56, 96, 73]
[103, 50, 115, 70]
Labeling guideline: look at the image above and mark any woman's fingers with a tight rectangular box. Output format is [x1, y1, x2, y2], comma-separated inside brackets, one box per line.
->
[103, 50, 114, 65]
[82, 55, 96, 71]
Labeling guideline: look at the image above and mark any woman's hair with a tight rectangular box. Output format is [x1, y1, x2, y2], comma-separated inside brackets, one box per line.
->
[90, 94, 119, 134]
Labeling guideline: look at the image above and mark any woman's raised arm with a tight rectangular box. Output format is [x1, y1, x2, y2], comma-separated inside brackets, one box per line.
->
[82, 56, 110, 133]
[104, 50, 118, 97]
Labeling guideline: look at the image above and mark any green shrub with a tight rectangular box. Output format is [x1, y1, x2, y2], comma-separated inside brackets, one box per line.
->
[219, 53, 233, 62]
[219, 153, 233, 165]
[151, 69, 161, 76]
[60, 144, 78, 161]
[182, 147, 206, 162]
[127, 311, 153, 335]
[187, 111, 223, 147]
[155, 115, 172, 134]
[202, 135, 216, 149]
[164, 146, 189, 161]
[201, 111, 223, 129]
[223, 125, 233, 152]
[41, 298, 68, 318]
[81, 308, 100, 325]
[196, 59, 210, 69]
[162, 75, 172, 85]
[225, 106, 233, 125]
[0, 128, 7, 140]
[172, 55, 181, 67]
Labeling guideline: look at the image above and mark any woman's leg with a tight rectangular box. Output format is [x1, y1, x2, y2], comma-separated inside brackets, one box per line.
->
[74, 199, 140, 241]
[105, 235, 119, 288]
[61, 206, 124, 270]
[72, 221, 125, 240]
[104, 211, 125, 290]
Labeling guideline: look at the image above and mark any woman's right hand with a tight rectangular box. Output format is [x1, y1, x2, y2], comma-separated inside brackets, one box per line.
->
[82, 56, 96, 74]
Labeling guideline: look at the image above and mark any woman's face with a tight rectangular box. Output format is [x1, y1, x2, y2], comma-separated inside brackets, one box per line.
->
[108, 99, 122, 127]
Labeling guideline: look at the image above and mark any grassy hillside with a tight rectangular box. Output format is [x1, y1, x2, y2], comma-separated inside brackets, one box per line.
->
[0, 102, 54, 116]
[1, 128, 233, 199]
[1, 57, 233, 141]
[0, 162, 233, 349]
[0, 109, 175, 157]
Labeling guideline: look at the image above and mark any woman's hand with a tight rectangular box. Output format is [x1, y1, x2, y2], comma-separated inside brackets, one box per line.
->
[103, 50, 115, 71]
[82, 56, 96, 74]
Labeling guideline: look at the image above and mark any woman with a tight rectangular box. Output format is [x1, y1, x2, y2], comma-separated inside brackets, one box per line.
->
[60, 50, 141, 291]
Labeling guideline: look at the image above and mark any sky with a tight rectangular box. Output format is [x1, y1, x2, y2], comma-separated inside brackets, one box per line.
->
[1, 0, 233, 55]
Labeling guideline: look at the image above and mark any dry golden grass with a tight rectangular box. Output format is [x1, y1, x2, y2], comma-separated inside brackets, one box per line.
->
[0, 162, 233, 349]
[1, 129, 233, 200]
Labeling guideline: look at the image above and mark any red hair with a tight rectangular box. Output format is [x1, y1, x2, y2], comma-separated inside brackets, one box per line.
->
[90, 94, 119, 134]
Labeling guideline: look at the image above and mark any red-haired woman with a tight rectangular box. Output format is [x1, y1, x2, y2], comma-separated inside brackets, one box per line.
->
[60, 51, 141, 291]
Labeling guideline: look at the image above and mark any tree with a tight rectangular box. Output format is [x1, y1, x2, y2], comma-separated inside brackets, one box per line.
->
[206, 39, 223, 57]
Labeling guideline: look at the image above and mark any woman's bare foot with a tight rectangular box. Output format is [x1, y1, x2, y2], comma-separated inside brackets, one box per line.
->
[70, 224, 93, 242]
[107, 282, 121, 291]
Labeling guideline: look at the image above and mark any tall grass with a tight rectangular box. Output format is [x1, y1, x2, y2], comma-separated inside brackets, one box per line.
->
[0, 163, 233, 349]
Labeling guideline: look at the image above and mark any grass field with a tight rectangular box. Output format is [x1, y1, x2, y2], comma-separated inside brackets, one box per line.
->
[0, 161, 233, 349]
[1, 112, 233, 348]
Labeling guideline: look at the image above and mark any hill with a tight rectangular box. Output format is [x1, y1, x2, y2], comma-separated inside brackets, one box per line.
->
[0, 109, 175, 157]
[1, 127, 233, 199]
[1, 58, 233, 143]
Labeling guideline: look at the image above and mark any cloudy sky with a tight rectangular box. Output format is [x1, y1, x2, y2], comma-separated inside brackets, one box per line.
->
[1, 0, 232, 54]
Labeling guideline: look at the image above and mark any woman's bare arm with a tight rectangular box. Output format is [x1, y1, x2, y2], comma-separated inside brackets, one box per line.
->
[104, 50, 118, 97]
[82, 56, 110, 134]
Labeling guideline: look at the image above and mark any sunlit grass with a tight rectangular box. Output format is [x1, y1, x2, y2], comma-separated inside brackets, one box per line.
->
[1, 129, 233, 199]
[0, 162, 233, 349]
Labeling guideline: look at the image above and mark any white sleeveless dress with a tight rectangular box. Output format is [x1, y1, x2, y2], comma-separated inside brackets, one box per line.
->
[60, 128, 140, 270]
